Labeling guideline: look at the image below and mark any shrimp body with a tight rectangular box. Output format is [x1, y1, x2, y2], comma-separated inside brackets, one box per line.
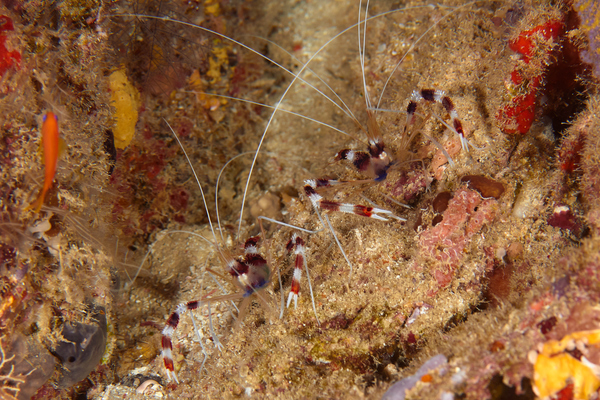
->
[229, 250, 271, 297]
[26, 112, 60, 213]
[214, 236, 271, 297]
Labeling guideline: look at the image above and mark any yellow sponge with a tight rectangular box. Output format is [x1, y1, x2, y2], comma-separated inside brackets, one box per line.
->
[109, 69, 140, 149]
[532, 330, 600, 399]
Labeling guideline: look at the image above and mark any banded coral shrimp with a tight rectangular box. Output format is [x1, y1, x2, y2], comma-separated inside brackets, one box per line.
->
[115, 123, 331, 392]
[99, 0, 582, 398]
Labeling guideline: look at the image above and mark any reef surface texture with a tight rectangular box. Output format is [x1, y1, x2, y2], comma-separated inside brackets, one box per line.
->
[0, 0, 600, 399]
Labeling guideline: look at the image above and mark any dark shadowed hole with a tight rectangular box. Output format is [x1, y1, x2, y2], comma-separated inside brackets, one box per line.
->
[488, 374, 534, 400]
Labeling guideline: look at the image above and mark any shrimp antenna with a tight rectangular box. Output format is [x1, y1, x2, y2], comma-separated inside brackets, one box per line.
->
[184, 90, 362, 143]
[358, 0, 373, 111]
[243, 35, 359, 125]
[164, 119, 221, 253]
[215, 152, 255, 244]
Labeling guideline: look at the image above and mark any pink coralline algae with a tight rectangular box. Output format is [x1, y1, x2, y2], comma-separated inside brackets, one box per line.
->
[574, 0, 600, 80]
[558, 130, 585, 174]
[419, 189, 498, 286]
[385, 167, 429, 204]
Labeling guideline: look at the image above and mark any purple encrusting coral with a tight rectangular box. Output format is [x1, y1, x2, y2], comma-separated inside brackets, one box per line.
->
[382, 354, 448, 400]
[575, 0, 600, 80]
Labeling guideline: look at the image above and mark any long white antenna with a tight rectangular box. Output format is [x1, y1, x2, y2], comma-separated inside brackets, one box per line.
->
[360, 0, 373, 110]
[164, 119, 220, 248]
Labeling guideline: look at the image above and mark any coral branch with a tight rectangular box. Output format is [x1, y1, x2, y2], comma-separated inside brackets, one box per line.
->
[0, 336, 28, 400]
